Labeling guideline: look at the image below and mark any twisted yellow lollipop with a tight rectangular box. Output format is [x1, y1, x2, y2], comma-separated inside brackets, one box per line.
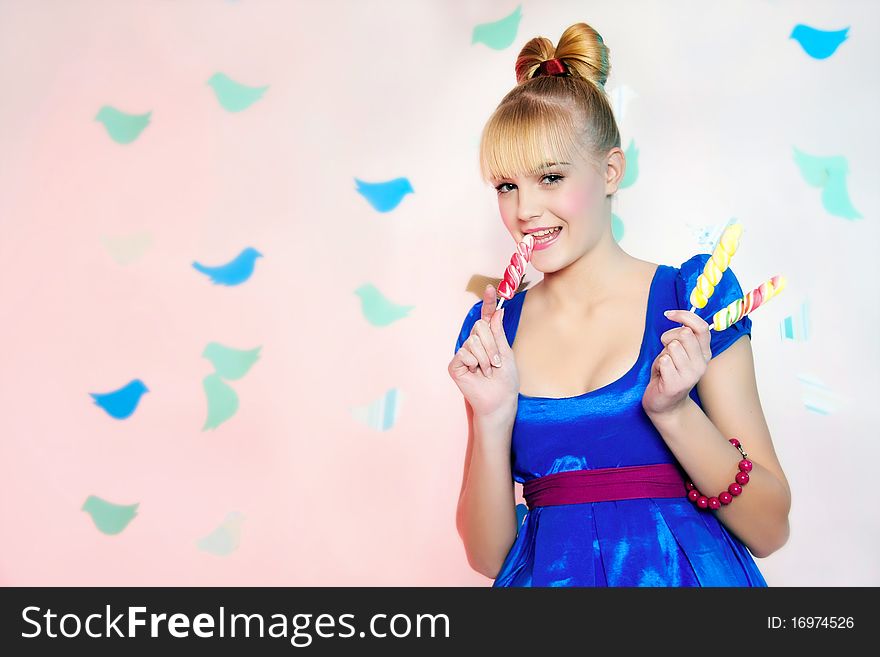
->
[689, 221, 744, 312]
[708, 275, 787, 332]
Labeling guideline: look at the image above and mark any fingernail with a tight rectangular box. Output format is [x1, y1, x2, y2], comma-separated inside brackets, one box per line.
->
[493, 354, 502, 366]
[663, 310, 673, 317]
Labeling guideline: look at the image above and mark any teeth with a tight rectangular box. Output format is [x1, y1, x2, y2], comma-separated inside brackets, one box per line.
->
[531, 227, 561, 238]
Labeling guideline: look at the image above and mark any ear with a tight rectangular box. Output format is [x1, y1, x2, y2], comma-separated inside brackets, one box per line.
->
[604, 147, 626, 195]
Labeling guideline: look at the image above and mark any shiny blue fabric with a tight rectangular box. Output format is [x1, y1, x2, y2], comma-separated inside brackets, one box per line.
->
[454, 254, 767, 587]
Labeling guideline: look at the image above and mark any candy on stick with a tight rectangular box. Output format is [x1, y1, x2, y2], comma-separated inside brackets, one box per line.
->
[496, 234, 535, 310]
[689, 220, 744, 313]
[707, 275, 787, 332]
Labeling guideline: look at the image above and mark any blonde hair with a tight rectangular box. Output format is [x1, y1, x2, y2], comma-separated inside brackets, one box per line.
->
[479, 22, 621, 185]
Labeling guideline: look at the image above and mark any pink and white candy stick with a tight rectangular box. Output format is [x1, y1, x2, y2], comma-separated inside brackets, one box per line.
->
[496, 234, 535, 310]
[707, 274, 787, 332]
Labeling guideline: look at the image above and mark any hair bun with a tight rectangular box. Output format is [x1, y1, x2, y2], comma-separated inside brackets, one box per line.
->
[515, 22, 611, 89]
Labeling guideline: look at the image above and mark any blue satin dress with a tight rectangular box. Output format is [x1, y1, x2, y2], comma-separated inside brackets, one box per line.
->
[454, 253, 768, 587]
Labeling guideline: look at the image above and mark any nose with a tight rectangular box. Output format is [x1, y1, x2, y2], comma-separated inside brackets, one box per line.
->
[515, 186, 542, 223]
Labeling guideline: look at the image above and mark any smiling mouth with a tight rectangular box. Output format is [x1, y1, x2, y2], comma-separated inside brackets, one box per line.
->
[528, 227, 562, 242]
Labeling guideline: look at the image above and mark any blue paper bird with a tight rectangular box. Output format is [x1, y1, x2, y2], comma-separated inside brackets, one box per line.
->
[790, 24, 849, 59]
[192, 247, 263, 286]
[90, 379, 149, 419]
[354, 177, 414, 212]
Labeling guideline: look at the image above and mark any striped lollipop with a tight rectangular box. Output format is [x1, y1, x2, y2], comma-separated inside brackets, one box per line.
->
[496, 234, 535, 310]
[708, 275, 787, 332]
[689, 220, 744, 313]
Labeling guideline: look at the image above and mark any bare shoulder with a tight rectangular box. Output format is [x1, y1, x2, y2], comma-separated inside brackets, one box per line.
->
[637, 258, 662, 280]
[613, 258, 662, 299]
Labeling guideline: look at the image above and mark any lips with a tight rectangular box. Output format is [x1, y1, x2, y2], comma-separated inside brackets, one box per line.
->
[531, 226, 562, 250]
[530, 227, 561, 240]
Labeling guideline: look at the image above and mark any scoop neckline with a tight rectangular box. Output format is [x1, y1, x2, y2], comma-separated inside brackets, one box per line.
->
[512, 264, 665, 402]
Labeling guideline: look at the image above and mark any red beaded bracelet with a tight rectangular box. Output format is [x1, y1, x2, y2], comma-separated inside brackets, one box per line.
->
[684, 438, 753, 510]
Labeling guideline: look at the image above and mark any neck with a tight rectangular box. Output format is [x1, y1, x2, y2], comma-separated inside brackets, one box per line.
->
[536, 228, 635, 316]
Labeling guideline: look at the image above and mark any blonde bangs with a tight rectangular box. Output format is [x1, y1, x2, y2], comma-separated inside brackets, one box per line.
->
[479, 102, 591, 184]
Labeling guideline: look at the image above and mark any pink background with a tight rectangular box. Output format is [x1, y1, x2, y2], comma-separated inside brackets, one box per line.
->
[1, 0, 877, 585]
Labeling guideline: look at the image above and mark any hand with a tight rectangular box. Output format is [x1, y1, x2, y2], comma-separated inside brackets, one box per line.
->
[642, 309, 712, 418]
[448, 284, 519, 421]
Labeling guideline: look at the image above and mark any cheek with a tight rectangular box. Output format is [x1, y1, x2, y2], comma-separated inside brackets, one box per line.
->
[556, 184, 596, 219]
[498, 197, 517, 226]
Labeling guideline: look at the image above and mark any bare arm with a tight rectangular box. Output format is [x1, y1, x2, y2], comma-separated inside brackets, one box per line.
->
[455, 398, 518, 579]
[649, 336, 791, 558]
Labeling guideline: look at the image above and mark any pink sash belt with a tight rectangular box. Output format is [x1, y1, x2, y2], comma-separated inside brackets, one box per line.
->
[522, 463, 688, 509]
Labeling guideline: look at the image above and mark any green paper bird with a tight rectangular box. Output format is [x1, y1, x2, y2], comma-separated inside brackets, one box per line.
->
[82, 495, 139, 535]
[202, 343, 261, 380]
[95, 106, 151, 144]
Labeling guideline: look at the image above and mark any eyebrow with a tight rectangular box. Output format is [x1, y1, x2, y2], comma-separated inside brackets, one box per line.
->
[492, 162, 572, 184]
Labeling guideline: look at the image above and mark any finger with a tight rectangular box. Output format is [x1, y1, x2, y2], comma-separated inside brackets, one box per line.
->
[660, 325, 710, 360]
[481, 284, 498, 323]
[695, 323, 711, 359]
[667, 339, 690, 372]
[659, 328, 677, 345]
[663, 309, 710, 334]
[467, 329, 493, 378]
[659, 324, 692, 345]
[675, 326, 707, 363]
[671, 311, 712, 358]
[473, 317, 501, 370]
[489, 307, 509, 361]
[658, 351, 679, 384]
[456, 344, 480, 374]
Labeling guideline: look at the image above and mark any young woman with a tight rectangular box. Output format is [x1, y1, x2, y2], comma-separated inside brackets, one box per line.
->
[449, 22, 791, 586]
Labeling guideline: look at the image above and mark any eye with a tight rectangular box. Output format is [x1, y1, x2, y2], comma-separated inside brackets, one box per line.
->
[494, 174, 563, 195]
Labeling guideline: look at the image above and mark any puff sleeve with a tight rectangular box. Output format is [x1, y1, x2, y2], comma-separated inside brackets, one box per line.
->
[454, 300, 484, 354]
[674, 253, 752, 360]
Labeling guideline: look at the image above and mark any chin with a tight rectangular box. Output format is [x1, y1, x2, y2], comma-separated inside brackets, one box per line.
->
[530, 257, 567, 275]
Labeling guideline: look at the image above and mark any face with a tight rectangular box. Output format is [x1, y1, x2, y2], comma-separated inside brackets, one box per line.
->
[492, 149, 624, 271]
